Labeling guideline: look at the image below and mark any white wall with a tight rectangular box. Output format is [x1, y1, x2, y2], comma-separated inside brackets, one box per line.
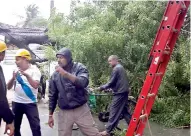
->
[1, 63, 17, 83]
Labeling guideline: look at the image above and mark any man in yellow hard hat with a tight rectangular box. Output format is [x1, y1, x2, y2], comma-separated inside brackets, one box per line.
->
[0, 41, 14, 136]
[7, 49, 42, 136]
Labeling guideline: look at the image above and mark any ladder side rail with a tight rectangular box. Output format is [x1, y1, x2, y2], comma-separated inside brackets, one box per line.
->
[139, 3, 191, 130]
[150, 2, 182, 55]
[149, 1, 180, 58]
[149, 2, 171, 57]
[136, 7, 190, 132]
[126, 3, 181, 136]
[126, 1, 190, 135]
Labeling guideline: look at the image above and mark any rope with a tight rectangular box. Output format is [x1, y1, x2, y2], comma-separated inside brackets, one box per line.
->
[143, 102, 153, 136]
[147, 119, 153, 136]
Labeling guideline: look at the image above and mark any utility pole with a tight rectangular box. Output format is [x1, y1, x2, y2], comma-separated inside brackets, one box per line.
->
[50, 0, 54, 16]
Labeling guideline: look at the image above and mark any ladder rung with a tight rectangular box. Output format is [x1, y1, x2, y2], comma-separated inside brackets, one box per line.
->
[181, 1, 187, 9]
[173, 28, 178, 33]
[147, 93, 155, 98]
[165, 45, 170, 50]
[156, 41, 160, 45]
[155, 72, 163, 76]
[163, 50, 170, 55]
[141, 110, 144, 114]
[139, 114, 147, 119]
[163, 16, 168, 21]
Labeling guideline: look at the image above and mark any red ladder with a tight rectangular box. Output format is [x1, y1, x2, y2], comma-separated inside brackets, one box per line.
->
[126, 1, 190, 136]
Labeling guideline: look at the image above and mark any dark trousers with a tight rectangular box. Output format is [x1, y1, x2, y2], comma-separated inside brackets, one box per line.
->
[41, 83, 46, 98]
[106, 93, 131, 133]
[12, 102, 41, 136]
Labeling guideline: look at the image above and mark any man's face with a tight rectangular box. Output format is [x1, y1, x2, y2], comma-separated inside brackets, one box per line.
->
[0, 51, 5, 61]
[15, 57, 27, 69]
[108, 57, 117, 68]
[57, 55, 67, 67]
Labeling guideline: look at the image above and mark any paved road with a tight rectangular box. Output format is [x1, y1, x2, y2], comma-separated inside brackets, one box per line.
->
[0, 100, 107, 136]
[0, 90, 189, 136]
[0, 90, 106, 136]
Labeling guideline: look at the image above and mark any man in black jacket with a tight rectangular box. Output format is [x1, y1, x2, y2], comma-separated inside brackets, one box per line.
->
[98, 55, 132, 136]
[48, 47, 101, 136]
[0, 41, 14, 136]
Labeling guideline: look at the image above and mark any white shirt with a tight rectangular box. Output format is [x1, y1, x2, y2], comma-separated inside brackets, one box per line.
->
[13, 65, 41, 103]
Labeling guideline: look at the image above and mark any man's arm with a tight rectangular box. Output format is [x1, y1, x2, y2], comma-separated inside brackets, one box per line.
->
[7, 77, 15, 90]
[65, 70, 89, 88]
[25, 75, 40, 89]
[7, 71, 17, 90]
[0, 100, 14, 124]
[48, 75, 59, 115]
[19, 69, 40, 89]
[99, 68, 118, 91]
[56, 65, 89, 88]
[0, 100, 14, 136]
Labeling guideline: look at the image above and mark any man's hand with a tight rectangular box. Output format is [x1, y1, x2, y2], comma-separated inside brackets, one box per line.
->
[95, 87, 101, 91]
[48, 116, 54, 128]
[88, 88, 95, 93]
[4, 122, 14, 136]
[7, 70, 18, 90]
[19, 70, 29, 77]
[12, 71, 18, 80]
[55, 66, 67, 77]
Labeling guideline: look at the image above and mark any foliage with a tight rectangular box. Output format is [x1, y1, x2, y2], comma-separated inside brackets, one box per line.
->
[47, 0, 190, 127]
[26, 17, 48, 28]
[16, 4, 47, 28]
[23, 4, 39, 27]
[151, 95, 190, 127]
[151, 36, 190, 127]
[94, 93, 112, 113]
[113, 129, 126, 136]
[42, 46, 57, 62]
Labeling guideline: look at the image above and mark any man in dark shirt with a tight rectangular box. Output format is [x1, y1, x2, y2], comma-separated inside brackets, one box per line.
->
[97, 55, 131, 135]
[0, 41, 14, 136]
[48, 47, 101, 136]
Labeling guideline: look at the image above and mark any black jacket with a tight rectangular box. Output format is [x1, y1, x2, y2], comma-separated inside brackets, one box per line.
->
[0, 65, 14, 124]
[49, 48, 89, 113]
[100, 64, 129, 95]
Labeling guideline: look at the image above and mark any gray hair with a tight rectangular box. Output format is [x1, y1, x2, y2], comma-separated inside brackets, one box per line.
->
[109, 55, 119, 61]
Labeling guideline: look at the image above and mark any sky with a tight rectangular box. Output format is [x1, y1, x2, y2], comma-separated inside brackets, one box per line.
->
[0, 0, 71, 25]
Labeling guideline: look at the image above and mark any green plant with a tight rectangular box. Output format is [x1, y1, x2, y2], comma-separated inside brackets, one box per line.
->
[47, 1, 190, 127]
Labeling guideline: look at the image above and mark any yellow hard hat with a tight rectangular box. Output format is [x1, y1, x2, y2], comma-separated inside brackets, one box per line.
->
[15, 49, 32, 60]
[0, 41, 7, 52]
